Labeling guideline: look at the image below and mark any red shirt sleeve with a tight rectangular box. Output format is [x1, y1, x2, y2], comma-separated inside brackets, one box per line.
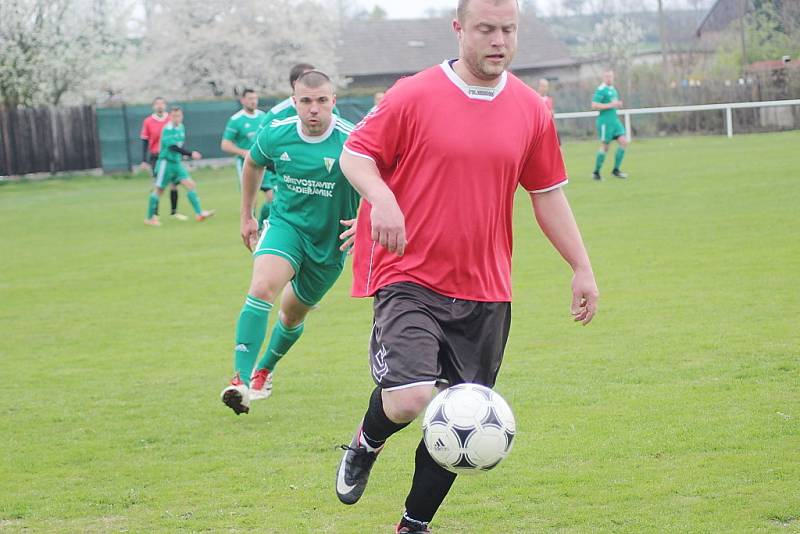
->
[344, 87, 407, 172]
[140, 118, 150, 140]
[519, 117, 568, 193]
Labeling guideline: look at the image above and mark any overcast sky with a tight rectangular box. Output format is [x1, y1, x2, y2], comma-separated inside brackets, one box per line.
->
[351, 0, 713, 18]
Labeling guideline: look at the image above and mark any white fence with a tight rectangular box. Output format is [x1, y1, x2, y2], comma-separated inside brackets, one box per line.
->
[554, 99, 800, 141]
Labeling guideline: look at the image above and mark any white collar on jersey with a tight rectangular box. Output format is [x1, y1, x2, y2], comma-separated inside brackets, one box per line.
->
[296, 115, 337, 144]
[439, 59, 508, 101]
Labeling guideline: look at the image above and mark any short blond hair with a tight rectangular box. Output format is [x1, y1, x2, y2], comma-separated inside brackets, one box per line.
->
[457, 0, 519, 22]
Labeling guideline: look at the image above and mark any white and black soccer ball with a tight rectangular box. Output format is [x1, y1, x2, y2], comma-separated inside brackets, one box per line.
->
[422, 383, 516, 474]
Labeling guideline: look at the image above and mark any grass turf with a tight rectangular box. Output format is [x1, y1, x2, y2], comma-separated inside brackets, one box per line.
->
[0, 131, 798, 533]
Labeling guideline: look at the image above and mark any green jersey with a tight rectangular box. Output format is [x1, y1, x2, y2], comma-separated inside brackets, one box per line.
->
[222, 109, 266, 162]
[249, 115, 359, 265]
[158, 122, 186, 163]
[592, 84, 620, 121]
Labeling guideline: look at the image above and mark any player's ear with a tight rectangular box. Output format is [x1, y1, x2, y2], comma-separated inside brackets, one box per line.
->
[332, 94, 337, 107]
[453, 19, 462, 36]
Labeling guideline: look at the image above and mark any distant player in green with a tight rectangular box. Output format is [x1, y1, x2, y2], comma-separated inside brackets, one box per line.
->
[220, 89, 268, 221]
[591, 70, 629, 180]
[145, 107, 215, 226]
[221, 70, 359, 415]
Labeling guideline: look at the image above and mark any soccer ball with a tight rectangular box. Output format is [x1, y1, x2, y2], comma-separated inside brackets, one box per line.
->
[422, 383, 516, 474]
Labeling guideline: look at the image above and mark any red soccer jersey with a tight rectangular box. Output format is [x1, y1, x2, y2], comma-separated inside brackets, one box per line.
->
[140, 114, 170, 155]
[344, 60, 568, 302]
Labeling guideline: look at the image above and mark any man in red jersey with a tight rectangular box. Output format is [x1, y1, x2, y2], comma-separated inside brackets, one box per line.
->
[140, 97, 184, 220]
[334, 1, 599, 532]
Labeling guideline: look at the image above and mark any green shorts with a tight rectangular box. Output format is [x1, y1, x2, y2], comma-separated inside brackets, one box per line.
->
[253, 219, 343, 307]
[597, 118, 626, 144]
[155, 160, 190, 188]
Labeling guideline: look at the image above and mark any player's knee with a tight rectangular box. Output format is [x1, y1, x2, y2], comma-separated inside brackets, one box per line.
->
[247, 282, 279, 303]
[383, 387, 435, 423]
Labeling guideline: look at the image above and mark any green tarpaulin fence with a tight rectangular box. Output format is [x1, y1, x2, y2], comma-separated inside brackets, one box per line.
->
[96, 97, 374, 172]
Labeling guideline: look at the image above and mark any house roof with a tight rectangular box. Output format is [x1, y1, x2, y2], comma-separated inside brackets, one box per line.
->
[338, 15, 575, 78]
[696, 0, 754, 36]
[746, 59, 799, 72]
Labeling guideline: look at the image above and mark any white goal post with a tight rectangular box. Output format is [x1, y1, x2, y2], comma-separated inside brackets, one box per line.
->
[554, 99, 800, 140]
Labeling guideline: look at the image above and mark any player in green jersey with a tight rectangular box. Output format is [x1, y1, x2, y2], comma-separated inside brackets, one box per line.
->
[145, 107, 215, 226]
[256, 63, 345, 230]
[220, 88, 269, 220]
[221, 89, 266, 187]
[221, 70, 359, 415]
[591, 70, 629, 180]
[254, 63, 316, 229]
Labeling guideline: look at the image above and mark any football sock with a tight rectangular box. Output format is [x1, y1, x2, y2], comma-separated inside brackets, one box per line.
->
[233, 295, 272, 385]
[186, 190, 202, 215]
[594, 150, 606, 172]
[257, 317, 304, 372]
[170, 188, 178, 214]
[403, 439, 457, 523]
[258, 202, 271, 229]
[360, 386, 410, 449]
[614, 147, 626, 170]
[147, 193, 159, 219]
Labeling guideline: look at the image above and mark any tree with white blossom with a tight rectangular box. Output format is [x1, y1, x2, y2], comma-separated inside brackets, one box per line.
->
[0, 0, 130, 107]
[121, 0, 341, 101]
[591, 15, 644, 94]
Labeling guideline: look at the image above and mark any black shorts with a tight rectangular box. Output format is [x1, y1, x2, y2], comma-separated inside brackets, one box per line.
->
[369, 282, 511, 391]
[148, 153, 159, 178]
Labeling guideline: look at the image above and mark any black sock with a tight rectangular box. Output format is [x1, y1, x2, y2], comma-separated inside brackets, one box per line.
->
[361, 386, 409, 449]
[170, 189, 178, 214]
[403, 439, 457, 523]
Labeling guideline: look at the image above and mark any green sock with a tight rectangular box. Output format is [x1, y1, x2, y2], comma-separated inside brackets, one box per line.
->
[233, 295, 272, 385]
[187, 190, 202, 215]
[594, 150, 606, 173]
[147, 193, 159, 218]
[614, 147, 626, 170]
[257, 318, 304, 372]
[258, 202, 271, 230]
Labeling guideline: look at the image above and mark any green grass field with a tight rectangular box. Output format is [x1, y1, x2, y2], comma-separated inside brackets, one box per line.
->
[1, 132, 798, 533]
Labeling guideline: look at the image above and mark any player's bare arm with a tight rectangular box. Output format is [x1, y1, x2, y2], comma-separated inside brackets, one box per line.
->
[240, 153, 265, 251]
[591, 100, 621, 110]
[220, 139, 249, 159]
[530, 188, 599, 325]
[340, 151, 407, 256]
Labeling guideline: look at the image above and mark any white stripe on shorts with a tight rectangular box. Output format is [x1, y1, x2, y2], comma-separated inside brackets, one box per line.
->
[156, 160, 167, 189]
[382, 380, 438, 392]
